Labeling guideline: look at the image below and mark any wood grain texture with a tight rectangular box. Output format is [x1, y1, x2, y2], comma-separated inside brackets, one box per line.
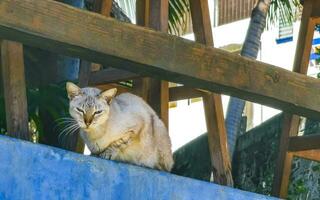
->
[203, 92, 233, 186]
[1, 40, 29, 140]
[293, 149, 320, 161]
[190, 0, 233, 186]
[2, 0, 320, 119]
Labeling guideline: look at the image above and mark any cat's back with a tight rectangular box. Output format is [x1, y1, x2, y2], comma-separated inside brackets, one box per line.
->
[112, 92, 155, 115]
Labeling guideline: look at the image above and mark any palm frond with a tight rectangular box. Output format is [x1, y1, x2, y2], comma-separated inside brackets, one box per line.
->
[266, 0, 301, 29]
[168, 0, 191, 35]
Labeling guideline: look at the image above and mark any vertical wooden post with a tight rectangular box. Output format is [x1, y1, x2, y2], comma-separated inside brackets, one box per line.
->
[272, 0, 320, 197]
[78, 61, 91, 87]
[272, 114, 299, 197]
[134, 0, 169, 127]
[189, 0, 233, 186]
[75, 0, 113, 153]
[1, 40, 29, 140]
[100, 0, 113, 17]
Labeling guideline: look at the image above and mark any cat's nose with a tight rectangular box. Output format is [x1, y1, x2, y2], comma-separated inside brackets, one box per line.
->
[84, 113, 94, 127]
[85, 121, 91, 127]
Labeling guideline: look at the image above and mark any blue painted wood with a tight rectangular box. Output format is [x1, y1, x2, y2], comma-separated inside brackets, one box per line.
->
[0, 135, 279, 200]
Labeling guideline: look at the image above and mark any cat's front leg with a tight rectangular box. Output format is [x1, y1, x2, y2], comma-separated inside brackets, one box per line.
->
[99, 148, 114, 160]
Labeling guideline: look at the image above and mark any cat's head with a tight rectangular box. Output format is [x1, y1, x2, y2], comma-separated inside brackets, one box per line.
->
[66, 82, 117, 130]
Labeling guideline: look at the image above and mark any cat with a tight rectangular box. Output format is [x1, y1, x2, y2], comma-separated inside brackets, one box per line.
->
[66, 82, 174, 172]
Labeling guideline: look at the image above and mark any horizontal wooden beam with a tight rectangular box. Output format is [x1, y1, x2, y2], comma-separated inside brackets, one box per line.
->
[293, 149, 320, 162]
[89, 68, 140, 85]
[288, 134, 320, 152]
[2, 0, 320, 119]
[169, 86, 204, 101]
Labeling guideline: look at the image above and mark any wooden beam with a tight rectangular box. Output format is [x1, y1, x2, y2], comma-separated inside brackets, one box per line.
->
[169, 86, 204, 101]
[3, 0, 320, 119]
[190, 0, 233, 186]
[1, 40, 29, 140]
[96, 83, 130, 93]
[293, 149, 320, 161]
[89, 68, 140, 85]
[288, 134, 320, 152]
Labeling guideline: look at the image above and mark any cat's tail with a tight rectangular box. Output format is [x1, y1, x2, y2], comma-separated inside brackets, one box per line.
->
[152, 115, 174, 172]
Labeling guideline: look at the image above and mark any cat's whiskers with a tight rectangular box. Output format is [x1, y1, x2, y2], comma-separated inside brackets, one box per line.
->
[58, 123, 79, 141]
[54, 117, 77, 130]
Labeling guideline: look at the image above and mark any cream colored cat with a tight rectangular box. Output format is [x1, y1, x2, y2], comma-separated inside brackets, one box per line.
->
[66, 82, 174, 171]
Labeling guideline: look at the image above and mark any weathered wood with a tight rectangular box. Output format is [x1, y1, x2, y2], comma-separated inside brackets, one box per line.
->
[89, 68, 140, 85]
[2, 0, 320, 119]
[288, 134, 320, 152]
[169, 86, 204, 101]
[1, 40, 29, 140]
[148, 0, 168, 31]
[272, 1, 320, 197]
[190, 0, 233, 186]
[203, 93, 233, 185]
[272, 114, 300, 197]
[293, 149, 320, 161]
[134, 0, 169, 127]
[190, 0, 213, 45]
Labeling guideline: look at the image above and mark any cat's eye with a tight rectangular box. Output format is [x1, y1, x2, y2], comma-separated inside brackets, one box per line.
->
[76, 107, 84, 113]
[94, 110, 103, 115]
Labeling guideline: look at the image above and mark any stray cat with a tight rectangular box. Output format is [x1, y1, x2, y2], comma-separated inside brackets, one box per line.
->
[66, 82, 174, 171]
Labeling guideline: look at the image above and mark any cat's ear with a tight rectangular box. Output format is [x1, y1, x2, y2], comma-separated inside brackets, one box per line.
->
[100, 88, 117, 104]
[66, 82, 81, 100]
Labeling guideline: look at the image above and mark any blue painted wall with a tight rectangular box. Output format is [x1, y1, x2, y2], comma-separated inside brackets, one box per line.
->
[0, 135, 279, 200]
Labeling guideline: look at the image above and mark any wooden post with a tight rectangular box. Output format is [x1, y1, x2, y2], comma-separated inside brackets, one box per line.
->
[100, 0, 113, 17]
[189, 0, 233, 186]
[78, 61, 91, 87]
[75, 0, 113, 153]
[134, 0, 169, 127]
[272, 0, 320, 197]
[272, 114, 299, 197]
[1, 40, 29, 140]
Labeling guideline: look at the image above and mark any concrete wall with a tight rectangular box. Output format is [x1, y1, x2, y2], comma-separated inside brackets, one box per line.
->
[0, 135, 278, 200]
